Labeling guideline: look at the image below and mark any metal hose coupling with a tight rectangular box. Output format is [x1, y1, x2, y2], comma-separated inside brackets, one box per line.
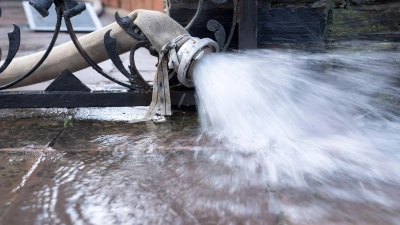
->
[172, 37, 219, 88]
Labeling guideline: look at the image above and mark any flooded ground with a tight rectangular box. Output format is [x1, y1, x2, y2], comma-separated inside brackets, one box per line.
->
[2, 109, 273, 225]
[3, 0, 399, 223]
[1, 46, 399, 225]
[0, 108, 287, 225]
[1, 106, 399, 225]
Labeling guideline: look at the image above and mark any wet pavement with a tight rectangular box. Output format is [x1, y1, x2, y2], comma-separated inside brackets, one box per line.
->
[0, 109, 283, 225]
[2, 108, 400, 225]
[1, 1, 400, 225]
[0, 6, 282, 217]
[0, 108, 201, 151]
[0, 2, 238, 224]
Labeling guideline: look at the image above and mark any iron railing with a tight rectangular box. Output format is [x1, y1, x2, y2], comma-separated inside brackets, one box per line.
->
[0, 0, 254, 108]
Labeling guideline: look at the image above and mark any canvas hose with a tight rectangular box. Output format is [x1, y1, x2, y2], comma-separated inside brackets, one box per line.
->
[0, 10, 190, 117]
[0, 10, 189, 87]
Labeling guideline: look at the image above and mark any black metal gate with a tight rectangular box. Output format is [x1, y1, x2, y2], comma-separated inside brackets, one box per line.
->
[0, 0, 257, 109]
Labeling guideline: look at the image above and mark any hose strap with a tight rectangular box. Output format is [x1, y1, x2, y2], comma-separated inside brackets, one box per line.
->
[145, 34, 190, 119]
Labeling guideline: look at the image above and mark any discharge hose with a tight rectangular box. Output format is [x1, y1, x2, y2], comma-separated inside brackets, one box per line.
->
[0, 10, 218, 117]
[0, 10, 197, 88]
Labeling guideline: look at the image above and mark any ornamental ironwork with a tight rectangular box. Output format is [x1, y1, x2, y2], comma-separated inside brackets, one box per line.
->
[0, 0, 249, 108]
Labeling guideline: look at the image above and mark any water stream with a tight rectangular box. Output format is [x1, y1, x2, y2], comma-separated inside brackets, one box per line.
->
[194, 49, 400, 224]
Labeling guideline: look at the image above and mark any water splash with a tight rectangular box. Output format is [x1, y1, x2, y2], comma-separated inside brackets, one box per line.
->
[194, 49, 400, 224]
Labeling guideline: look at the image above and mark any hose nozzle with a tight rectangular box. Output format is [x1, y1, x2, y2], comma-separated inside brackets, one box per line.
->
[175, 37, 218, 88]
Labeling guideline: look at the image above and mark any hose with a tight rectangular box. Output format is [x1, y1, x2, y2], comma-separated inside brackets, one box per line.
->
[0, 10, 188, 88]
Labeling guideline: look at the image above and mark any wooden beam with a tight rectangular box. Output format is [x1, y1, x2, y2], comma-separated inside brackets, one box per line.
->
[238, 0, 258, 49]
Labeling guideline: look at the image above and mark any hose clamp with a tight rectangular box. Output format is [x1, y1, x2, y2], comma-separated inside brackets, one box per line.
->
[176, 37, 218, 88]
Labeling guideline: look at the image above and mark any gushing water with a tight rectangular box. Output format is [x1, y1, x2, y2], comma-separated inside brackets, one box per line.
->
[194, 49, 400, 224]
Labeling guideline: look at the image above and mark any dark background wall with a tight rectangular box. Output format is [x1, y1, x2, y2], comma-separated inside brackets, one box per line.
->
[258, 0, 327, 48]
[258, 0, 400, 48]
[167, 0, 400, 49]
[326, 0, 400, 42]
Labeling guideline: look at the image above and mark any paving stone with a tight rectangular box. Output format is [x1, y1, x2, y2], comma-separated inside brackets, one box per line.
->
[0, 151, 46, 219]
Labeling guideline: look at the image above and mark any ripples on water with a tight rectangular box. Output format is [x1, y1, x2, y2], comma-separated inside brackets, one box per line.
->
[194, 49, 400, 224]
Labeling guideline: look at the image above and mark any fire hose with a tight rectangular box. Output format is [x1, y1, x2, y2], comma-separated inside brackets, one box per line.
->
[0, 9, 218, 117]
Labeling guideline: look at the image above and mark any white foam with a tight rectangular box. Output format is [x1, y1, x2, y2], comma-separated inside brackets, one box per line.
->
[194, 49, 400, 222]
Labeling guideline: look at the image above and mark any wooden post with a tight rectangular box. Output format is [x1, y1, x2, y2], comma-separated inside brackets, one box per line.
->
[238, 0, 258, 49]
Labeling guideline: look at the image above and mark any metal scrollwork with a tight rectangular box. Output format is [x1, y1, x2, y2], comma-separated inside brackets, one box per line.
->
[185, 0, 203, 30]
[104, 32, 152, 91]
[103, 12, 158, 92]
[0, 0, 152, 91]
[29, 0, 86, 18]
[0, 7, 21, 75]
[0, 0, 238, 93]
[207, 20, 226, 50]
[0, 0, 225, 108]
[186, 0, 238, 52]
[0, 3, 61, 90]
[0, 24, 20, 74]
[104, 0, 240, 91]
[115, 12, 147, 41]
[64, 15, 137, 89]
[0, 1, 86, 90]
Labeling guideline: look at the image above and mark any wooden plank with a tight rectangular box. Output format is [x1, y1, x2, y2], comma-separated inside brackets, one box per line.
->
[239, 0, 258, 49]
